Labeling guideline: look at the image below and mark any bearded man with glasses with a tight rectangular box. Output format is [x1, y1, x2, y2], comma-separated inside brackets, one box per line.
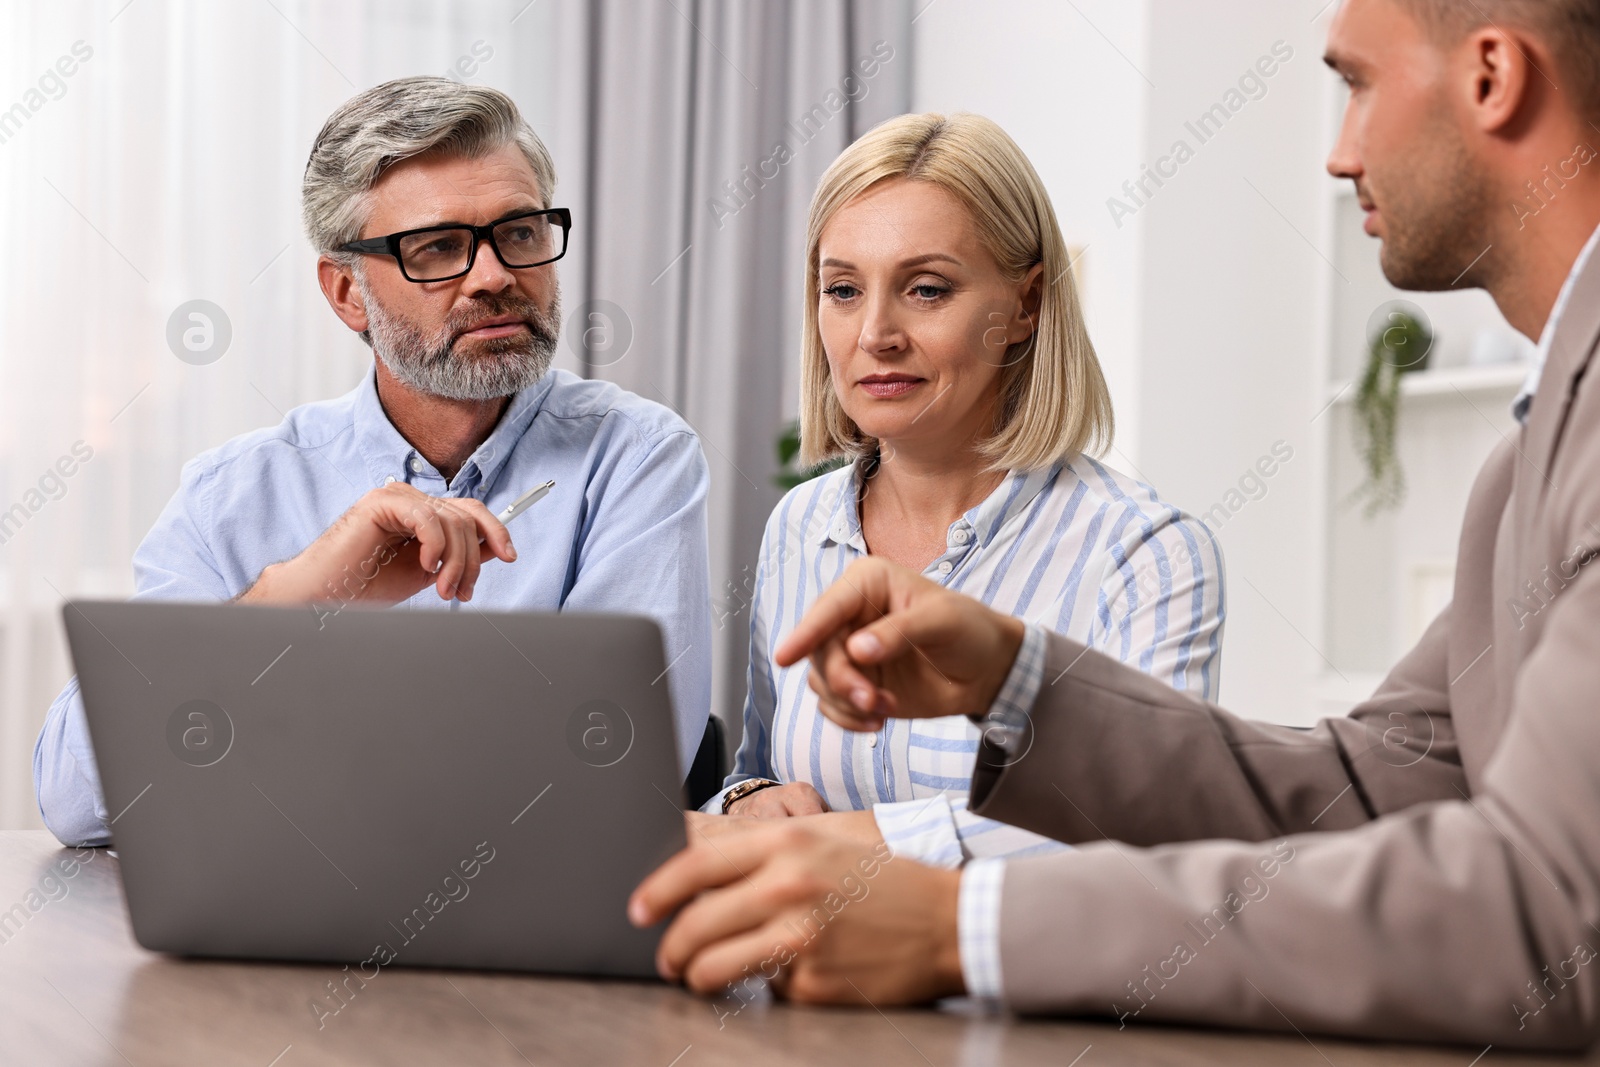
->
[34, 77, 713, 847]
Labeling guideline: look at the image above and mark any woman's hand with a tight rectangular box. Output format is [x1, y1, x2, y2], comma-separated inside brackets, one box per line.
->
[685, 810, 762, 842]
[792, 810, 885, 850]
[688, 808, 885, 851]
[727, 781, 829, 818]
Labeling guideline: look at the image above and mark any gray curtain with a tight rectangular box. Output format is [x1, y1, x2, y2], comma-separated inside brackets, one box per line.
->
[555, 0, 914, 743]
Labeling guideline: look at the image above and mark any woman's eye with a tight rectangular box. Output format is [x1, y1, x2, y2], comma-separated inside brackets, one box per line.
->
[823, 283, 860, 300]
[910, 283, 949, 300]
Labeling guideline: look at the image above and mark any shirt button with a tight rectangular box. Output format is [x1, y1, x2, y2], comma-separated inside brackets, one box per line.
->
[408, 456, 423, 474]
[937, 561, 953, 575]
[952, 528, 970, 545]
[383, 475, 397, 485]
[868, 732, 879, 748]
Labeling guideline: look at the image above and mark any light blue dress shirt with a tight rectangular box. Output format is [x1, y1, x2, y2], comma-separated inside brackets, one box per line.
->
[34, 366, 713, 847]
[713, 454, 1224, 866]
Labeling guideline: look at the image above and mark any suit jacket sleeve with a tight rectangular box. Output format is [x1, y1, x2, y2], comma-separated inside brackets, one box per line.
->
[970, 602, 1465, 845]
[968, 579, 1600, 1048]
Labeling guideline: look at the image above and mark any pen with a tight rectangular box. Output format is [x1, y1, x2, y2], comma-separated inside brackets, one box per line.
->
[497, 480, 555, 524]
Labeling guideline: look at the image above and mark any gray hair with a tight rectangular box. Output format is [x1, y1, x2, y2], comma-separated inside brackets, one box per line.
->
[302, 76, 557, 258]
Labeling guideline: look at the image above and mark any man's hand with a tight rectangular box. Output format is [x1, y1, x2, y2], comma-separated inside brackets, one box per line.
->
[726, 781, 828, 817]
[239, 483, 517, 607]
[630, 824, 963, 1005]
[773, 557, 1025, 732]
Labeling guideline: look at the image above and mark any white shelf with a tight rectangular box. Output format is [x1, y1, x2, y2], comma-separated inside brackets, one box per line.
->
[1323, 361, 1527, 406]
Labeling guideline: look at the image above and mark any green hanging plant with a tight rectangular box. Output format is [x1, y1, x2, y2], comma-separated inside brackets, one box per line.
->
[774, 419, 848, 491]
[1349, 308, 1433, 516]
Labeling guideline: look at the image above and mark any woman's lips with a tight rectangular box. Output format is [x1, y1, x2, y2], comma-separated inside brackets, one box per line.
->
[858, 378, 923, 398]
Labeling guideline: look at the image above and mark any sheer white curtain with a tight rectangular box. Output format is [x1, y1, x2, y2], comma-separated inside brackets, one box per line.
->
[0, 0, 561, 829]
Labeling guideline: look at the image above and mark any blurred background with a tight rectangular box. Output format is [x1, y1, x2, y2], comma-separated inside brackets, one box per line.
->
[0, 0, 1528, 830]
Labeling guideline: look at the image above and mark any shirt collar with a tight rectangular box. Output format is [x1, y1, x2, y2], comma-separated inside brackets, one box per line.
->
[351, 363, 557, 490]
[816, 453, 1059, 551]
[1514, 220, 1600, 423]
[817, 457, 870, 550]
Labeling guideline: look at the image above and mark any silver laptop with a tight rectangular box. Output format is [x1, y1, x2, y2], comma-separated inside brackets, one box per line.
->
[63, 599, 687, 978]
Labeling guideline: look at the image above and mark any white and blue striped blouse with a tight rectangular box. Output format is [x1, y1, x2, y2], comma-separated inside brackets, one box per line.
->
[713, 453, 1226, 867]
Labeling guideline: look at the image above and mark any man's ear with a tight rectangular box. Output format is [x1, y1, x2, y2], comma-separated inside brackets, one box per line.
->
[1464, 25, 1546, 134]
[317, 255, 370, 335]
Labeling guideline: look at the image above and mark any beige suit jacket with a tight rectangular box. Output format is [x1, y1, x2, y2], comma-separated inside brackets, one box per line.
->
[969, 248, 1600, 1049]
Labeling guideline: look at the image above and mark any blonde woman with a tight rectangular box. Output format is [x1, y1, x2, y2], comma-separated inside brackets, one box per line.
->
[707, 113, 1225, 865]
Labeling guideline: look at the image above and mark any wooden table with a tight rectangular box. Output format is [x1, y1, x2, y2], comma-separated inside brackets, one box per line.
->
[0, 830, 1588, 1066]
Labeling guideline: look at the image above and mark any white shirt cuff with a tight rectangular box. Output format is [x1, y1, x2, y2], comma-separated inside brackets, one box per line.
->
[872, 794, 965, 869]
[958, 858, 1007, 1001]
[974, 623, 1047, 757]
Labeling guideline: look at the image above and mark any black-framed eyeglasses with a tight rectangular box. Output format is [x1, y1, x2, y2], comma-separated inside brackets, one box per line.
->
[338, 207, 572, 282]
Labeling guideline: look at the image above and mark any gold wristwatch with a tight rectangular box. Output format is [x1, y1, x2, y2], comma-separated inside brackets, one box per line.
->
[721, 778, 781, 814]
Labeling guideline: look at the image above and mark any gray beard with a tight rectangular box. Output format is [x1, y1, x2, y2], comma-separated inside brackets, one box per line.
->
[364, 283, 562, 401]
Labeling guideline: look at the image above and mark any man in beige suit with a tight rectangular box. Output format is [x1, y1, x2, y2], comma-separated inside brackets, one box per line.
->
[630, 0, 1600, 1050]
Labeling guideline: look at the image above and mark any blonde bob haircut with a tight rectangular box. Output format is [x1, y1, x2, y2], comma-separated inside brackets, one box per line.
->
[799, 112, 1113, 471]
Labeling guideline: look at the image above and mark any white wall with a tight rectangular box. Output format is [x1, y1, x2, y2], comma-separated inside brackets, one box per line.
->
[1133, 1, 1334, 723]
[912, 0, 1150, 464]
[915, 0, 1341, 723]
